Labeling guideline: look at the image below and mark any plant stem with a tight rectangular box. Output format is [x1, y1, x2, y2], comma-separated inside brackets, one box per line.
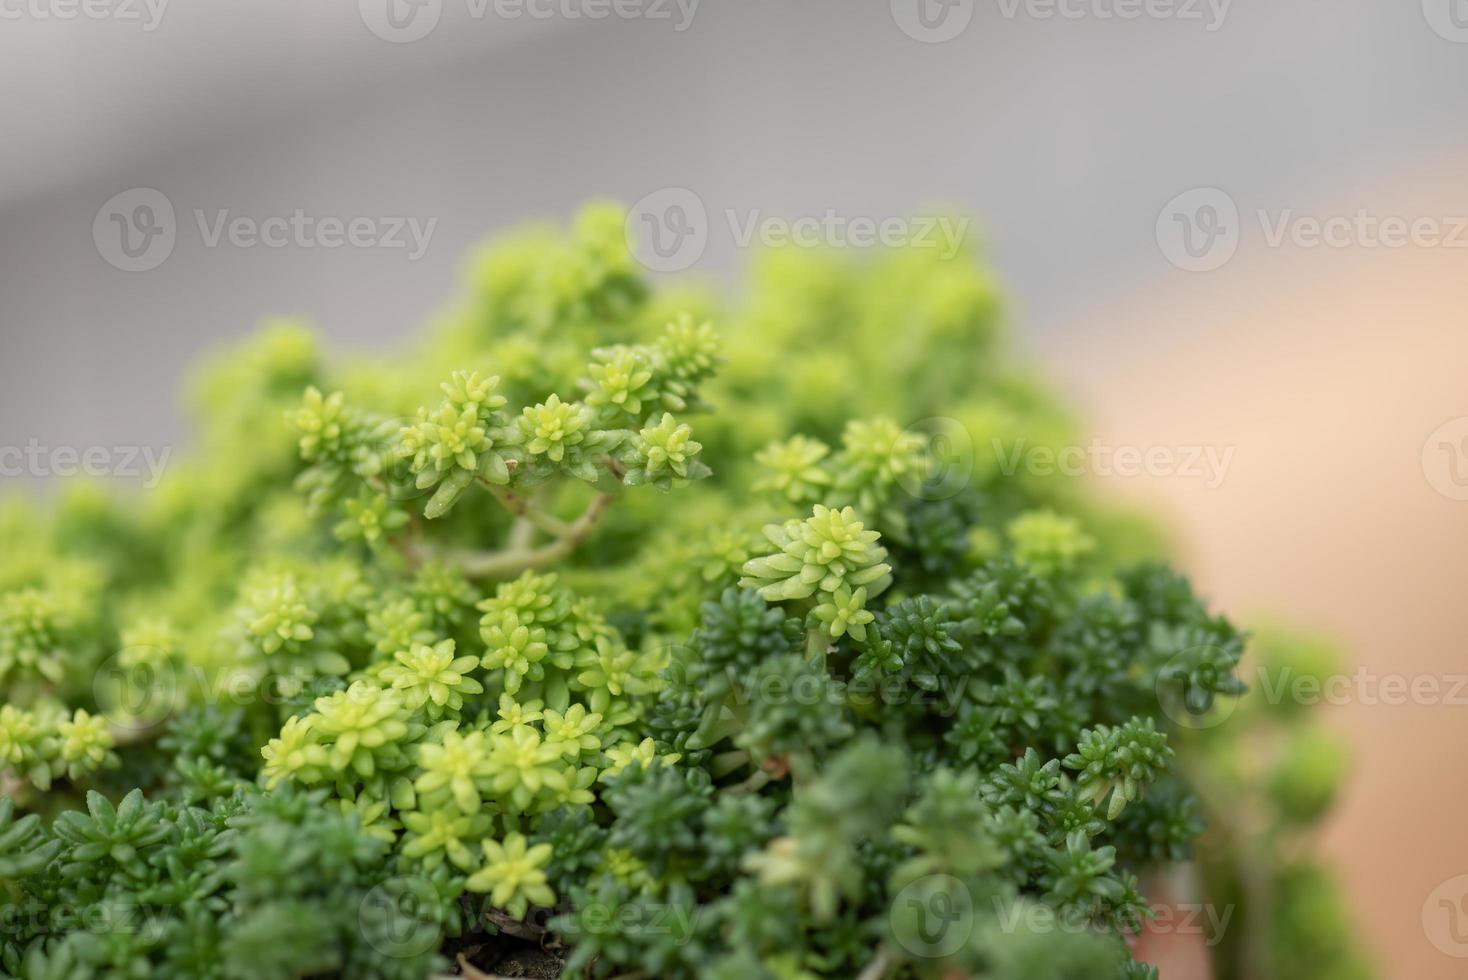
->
[481, 481, 572, 537]
[484, 908, 546, 942]
[507, 515, 535, 551]
[727, 768, 773, 794]
[805, 625, 832, 665]
[437, 492, 615, 579]
[855, 950, 892, 980]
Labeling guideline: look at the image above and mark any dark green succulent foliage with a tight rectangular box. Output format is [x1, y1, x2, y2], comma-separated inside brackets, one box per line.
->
[530, 805, 606, 895]
[1110, 778, 1204, 866]
[602, 762, 712, 879]
[735, 653, 855, 766]
[0, 207, 1361, 980]
[1, 786, 448, 980]
[678, 588, 803, 701]
[0, 799, 59, 881]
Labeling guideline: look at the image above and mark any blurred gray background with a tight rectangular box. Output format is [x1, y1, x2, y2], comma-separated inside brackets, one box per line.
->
[3, 0, 1465, 457]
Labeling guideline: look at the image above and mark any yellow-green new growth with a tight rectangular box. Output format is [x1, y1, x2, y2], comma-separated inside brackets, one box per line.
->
[518, 394, 589, 464]
[753, 435, 832, 506]
[739, 504, 892, 603]
[1007, 509, 1095, 575]
[627, 413, 707, 491]
[260, 715, 328, 788]
[415, 729, 498, 815]
[585, 345, 656, 420]
[310, 681, 410, 777]
[287, 387, 353, 464]
[464, 832, 556, 919]
[380, 638, 484, 717]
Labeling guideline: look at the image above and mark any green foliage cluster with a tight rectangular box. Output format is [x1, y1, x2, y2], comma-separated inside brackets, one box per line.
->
[0, 205, 1366, 979]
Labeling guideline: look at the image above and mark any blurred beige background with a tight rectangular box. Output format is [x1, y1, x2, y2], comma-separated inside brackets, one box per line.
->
[1047, 162, 1468, 980]
[3, 2, 1467, 976]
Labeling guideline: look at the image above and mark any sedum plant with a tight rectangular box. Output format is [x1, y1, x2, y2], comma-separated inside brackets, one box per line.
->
[0, 205, 1368, 980]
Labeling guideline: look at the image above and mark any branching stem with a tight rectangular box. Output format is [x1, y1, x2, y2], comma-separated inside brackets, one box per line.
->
[855, 950, 892, 980]
[481, 481, 573, 537]
[429, 491, 615, 579]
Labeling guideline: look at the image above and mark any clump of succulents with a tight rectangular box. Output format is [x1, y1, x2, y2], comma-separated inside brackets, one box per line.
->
[0, 205, 1367, 980]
